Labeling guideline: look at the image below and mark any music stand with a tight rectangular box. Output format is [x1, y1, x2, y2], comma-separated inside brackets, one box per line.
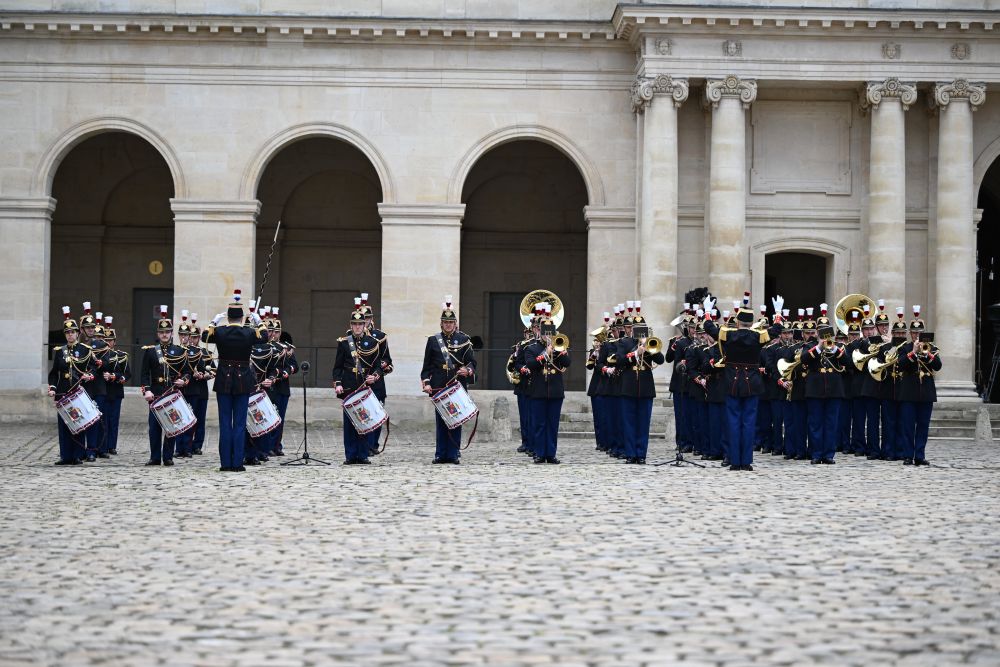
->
[282, 361, 330, 466]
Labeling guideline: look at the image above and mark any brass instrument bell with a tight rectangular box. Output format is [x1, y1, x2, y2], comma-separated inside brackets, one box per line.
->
[834, 293, 875, 335]
[552, 333, 570, 353]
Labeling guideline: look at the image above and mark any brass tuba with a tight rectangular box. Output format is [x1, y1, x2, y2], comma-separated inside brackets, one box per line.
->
[834, 293, 875, 336]
[519, 289, 564, 328]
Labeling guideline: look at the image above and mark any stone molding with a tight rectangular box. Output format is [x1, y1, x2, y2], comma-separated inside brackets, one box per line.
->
[630, 75, 689, 114]
[584, 206, 636, 231]
[0, 197, 56, 219]
[861, 78, 918, 112]
[377, 204, 465, 227]
[0, 13, 618, 43]
[705, 75, 757, 109]
[170, 199, 261, 224]
[614, 6, 999, 41]
[933, 79, 987, 110]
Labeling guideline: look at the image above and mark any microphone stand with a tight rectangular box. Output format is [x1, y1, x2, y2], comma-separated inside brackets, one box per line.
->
[282, 360, 329, 466]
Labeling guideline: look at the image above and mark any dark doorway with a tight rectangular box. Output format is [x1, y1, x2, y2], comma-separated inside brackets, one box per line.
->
[131, 288, 173, 387]
[976, 156, 1000, 400]
[459, 140, 588, 390]
[485, 293, 524, 389]
[764, 252, 828, 314]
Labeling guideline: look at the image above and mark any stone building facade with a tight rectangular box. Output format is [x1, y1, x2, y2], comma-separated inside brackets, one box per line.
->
[2, 0, 1000, 416]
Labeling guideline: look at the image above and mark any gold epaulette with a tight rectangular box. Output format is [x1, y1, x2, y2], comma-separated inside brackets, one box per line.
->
[337, 336, 347, 342]
[142, 345, 155, 350]
[759, 330, 770, 344]
[53, 345, 63, 351]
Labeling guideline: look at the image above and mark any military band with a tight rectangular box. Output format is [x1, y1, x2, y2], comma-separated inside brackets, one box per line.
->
[48, 286, 943, 471]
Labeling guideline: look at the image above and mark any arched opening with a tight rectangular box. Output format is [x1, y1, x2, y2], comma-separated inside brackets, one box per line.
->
[460, 140, 588, 390]
[976, 156, 1000, 400]
[764, 251, 829, 313]
[255, 137, 383, 385]
[49, 131, 176, 369]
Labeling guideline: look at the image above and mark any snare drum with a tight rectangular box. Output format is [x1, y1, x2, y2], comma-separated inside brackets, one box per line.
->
[55, 385, 102, 435]
[342, 386, 388, 435]
[431, 381, 478, 430]
[246, 391, 282, 438]
[150, 390, 197, 438]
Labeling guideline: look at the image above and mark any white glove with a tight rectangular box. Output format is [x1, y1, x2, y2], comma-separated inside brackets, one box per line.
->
[249, 311, 263, 326]
[771, 294, 784, 315]
[702, 295, 716, 315]
[211, 312, 225, 326]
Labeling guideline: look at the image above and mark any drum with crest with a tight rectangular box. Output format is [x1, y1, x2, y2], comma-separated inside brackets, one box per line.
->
[342, 386, 388, 435]
[55, 385, 102, 435]
[246, 390, 282, 438]
[431, 381, 479, 430]
[150, 390, 197, 438]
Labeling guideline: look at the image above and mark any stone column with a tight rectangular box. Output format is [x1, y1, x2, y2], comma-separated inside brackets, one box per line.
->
[932, 80, 986, 399]
[170, 200, 260, 321]
[378, 204, 465, 396]
[584, 207, 636, 327]
[631, 74, 689, 330]
[0, 197, 55, 395]
[863, 78, 917, 308]
[705, 75, 757, 302]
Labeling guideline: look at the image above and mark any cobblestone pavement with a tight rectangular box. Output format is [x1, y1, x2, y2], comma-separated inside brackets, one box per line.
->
[1, 422, 998, 666]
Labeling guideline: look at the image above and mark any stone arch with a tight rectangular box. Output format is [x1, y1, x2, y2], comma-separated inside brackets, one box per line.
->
[33, 116, 186, 198]
[240, 122, 396, 203]
[975, 133, 1000, 197]
[750, 236, 852, 307]
[448, 124, 606, 207]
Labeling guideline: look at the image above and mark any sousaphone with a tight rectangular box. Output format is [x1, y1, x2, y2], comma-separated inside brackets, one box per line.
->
[519, 289, 565, 328]
[834, 293, 875, 336]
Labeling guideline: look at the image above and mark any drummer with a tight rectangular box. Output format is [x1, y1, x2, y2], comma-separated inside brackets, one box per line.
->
[47, 307, 97, 466]
[139, 307, 192, 467]
[420, 297, 477, 465]
[333, 307, 383, 464]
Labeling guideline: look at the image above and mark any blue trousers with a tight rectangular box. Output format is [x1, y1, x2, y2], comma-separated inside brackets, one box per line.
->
[725, 395, 758, 467]
[147, 410, 175, 463]
[216, 393, 249, 469]
[708, 402, 725, 458]
[269, 393, 289, 453]
[770, 399, 786, 455]
[755, 399, 772, 449]
[899, 401, 933, 461]
[788, 400, 808, 458]
[863, 397, 881, 456]
[104, 397, 122, 453]
[56, 415, 85, 463]
[672, 393, 687, 451]
[86, 394, 108, 455]
[850, 397, 867, 453]
[342, 410, 369, 462]
[518, 394, 531, 446]
[623, 397, 653, 459]
[190, 396, 209, 452]
[590, 395, 603, 448]
[434, 412, 462, 462]
[880, 399, 901, 458]
[689, 399, 707, 455]
[839, 398, 853, 451]
[529, 397, 563, 460]
[807, 398, 841, 462]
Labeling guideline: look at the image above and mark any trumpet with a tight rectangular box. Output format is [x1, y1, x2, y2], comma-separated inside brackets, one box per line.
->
[821, 337, 836, 352]
[644, 336, 663, 355]
[552, 333, 570, 353]
[918, 341, 936, 356]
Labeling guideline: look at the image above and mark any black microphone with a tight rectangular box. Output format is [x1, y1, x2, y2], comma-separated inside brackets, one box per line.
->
[300, 361, 311, 374]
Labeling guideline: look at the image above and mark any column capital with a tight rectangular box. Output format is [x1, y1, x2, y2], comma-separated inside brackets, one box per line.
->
[170, 199, 261, 223]
[861, 77, 918, 112]
[630, 75, 689, 114]
[0, 196, 56, 218]
[704, 75, 757, 110]
[932, 79, 987, 111]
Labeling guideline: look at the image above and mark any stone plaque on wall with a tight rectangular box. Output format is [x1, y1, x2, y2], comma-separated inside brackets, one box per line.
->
[750, 101, 852, 195]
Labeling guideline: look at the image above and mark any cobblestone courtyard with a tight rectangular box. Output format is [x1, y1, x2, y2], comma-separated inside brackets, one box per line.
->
[1, 423, 998, 666]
